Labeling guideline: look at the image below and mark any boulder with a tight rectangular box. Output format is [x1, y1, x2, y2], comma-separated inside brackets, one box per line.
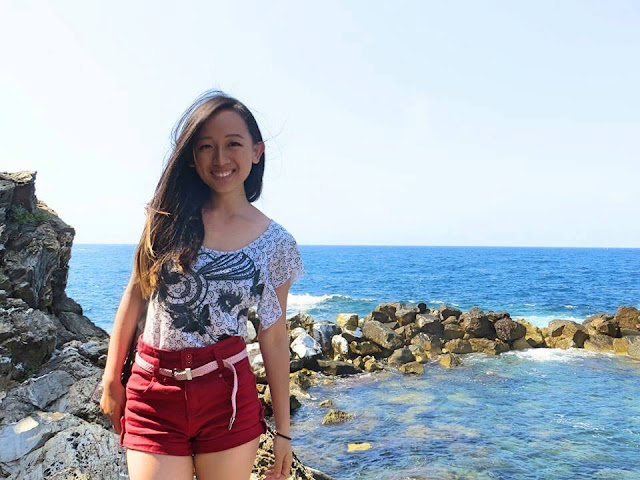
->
[439, 305, 462, 320]
[399, 361, 425, 374]
[494, 318, 526, 342]
[331, 334, 349, 360]
[460, 307, 495, 338]
[362, 320, 404, 350]
[468, 338, 510, 355]
[415, 313, 444, 335]
[290, 332, 323, 360]
[443, 338, 473, 354]
[311, 322, 340, 354]
[388, 347, 415, 366]
[321, 409, 355, 425]
[438, 353, 462, 368]
[410, 333, 442, 356]
[335, 313, 358, 331]
[548, 320, 589, 348]
[613, 306, 640, 330]
[340, 326, 363, 342]
[583, 334, 616, 353]
[315, 359, 361, 376]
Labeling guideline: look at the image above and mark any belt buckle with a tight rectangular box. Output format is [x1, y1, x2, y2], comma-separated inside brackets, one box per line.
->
[172, 367, 193, 380]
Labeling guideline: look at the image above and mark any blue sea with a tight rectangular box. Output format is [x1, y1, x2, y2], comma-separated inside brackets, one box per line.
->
[68, 245, 640, 479]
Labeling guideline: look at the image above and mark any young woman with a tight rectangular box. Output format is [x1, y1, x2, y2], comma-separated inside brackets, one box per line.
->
[100, 90, 305, 480]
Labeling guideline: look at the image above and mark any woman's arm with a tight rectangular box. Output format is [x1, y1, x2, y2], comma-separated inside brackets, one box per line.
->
[258, 279, 292, 437]
[100, 267, 148, 432]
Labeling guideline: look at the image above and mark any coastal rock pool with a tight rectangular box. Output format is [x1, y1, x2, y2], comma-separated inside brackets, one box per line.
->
[291, 348, 640, 480]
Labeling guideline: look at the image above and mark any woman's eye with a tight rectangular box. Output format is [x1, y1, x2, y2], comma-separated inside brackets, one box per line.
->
[199, 145, 212, 150]
[228, 142, 241, 147]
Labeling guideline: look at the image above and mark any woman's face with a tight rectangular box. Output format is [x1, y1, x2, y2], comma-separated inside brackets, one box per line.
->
[191, 109, 264, 195]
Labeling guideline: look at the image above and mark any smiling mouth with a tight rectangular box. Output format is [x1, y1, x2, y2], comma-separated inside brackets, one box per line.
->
[211, 169, 235, 179]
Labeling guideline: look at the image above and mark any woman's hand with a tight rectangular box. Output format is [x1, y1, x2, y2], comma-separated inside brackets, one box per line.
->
[265, 435, 293, 479]
[100, 377, 126, 434]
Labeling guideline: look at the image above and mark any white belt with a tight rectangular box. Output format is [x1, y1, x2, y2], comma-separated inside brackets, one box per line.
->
[134, 349, 249, 430]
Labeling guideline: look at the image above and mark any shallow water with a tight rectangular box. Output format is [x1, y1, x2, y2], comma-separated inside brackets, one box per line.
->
[291, 349, 640, 479]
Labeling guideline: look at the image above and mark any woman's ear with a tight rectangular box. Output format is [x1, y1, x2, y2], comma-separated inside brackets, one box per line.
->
[253, 141, 265, 163]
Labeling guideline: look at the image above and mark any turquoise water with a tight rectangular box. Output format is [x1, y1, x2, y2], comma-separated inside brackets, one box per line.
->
[67, 244, 640, 478]
[293, 349, 640, 479]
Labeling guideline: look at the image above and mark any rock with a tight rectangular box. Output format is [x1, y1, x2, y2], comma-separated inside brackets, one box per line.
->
[388, 347, 415, 366]
[583, 334, 616, 353]
[585, 316, 618, 337]
[442, 315, 460, 326]
[340, 326, 363, 342]
[290, 369, 315, 390]
[443, 323, 465, 340]
[438, 353, 462, 368]
[460, 307, 495, 338]
[415, 313, 444, 335]
[487, 311, 511, 322]
[244, 318, 257, 343]
[443, 339, 473, 354]
[0, 306, 58, 382]
[246, 342, 264, 370]
[56, 312, 107, 343]
[395, 306, 418, 326]
[439, 305, 462, 320]
[0, 411, 82, 463]
[394, 323, 421, 342]
[613, 306, 640, 330]
[318, 399, 333, 407]
[23, 370, 76, 409]
[363, 356, 383, 372]
[468, 338, 510, 355]
[511, 337, 533, 350]
[289, 327, 307, 341]
[613, 336, 640, 356]
[494, 318, 526, 342]
[289, 312, 315, 331]
[407, 345, 429, 363]
[347, 442, 371, 452]
[627, 336, 640, 360]
[583, 312, 614, 327]
[321, 409, 355, 425]
[331, 334, 349, 360]
[290, 332, 323, 360]
[349, 340, 381, 357]
[399, 361, 425, 374]
[312, 322, 340, 355]
[316, 359, 361, 376]
[335, 313, 358, 331]
[362, 320, 404, 350]
[410, 333, 442, 356]
[517, 319, 546, 347]
[548, 320, 589, 348]
[2, 418, 126, 479]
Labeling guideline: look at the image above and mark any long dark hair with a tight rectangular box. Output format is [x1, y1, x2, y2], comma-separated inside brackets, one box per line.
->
[133, 89, 266, 299]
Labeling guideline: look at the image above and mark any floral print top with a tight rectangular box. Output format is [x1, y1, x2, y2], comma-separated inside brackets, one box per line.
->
[142, 219, 306, 350]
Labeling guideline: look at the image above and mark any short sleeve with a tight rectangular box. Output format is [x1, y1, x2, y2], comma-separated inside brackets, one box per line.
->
[257, 231, 306, 330]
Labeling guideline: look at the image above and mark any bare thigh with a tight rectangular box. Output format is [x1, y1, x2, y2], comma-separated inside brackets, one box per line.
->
[193, 436, 261, 480]
[126, 449, 194, 480]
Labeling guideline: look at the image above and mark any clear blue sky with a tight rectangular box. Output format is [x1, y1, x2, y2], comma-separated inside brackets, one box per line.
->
[1, 1, 638, 247]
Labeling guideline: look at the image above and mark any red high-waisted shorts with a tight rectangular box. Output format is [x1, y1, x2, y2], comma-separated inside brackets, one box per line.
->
[119, 334, 268, 456]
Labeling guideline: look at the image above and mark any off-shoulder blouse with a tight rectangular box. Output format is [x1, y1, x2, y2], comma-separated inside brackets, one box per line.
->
[142, 219, 306, 350]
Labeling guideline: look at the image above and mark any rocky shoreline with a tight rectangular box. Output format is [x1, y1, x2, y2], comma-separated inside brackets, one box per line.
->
[1, 170, 638, 479]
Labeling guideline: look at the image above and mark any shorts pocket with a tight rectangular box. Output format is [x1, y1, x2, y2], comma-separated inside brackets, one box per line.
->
[125, 363, 156, 395]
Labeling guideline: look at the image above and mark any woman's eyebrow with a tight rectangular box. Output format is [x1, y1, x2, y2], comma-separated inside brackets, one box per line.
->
[196, 133, 245, 141]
